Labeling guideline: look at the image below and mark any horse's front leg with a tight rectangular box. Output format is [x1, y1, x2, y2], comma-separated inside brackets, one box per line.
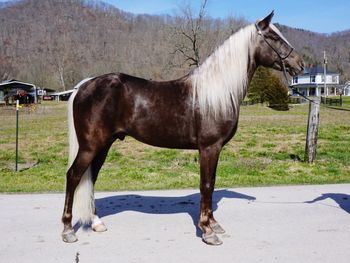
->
[198, 143, 225, 245]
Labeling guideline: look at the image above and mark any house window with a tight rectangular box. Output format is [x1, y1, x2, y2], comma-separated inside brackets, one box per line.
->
[310, 75, 316, 82]
[332, 76, 338, 83]
[293, 76, 298, 84]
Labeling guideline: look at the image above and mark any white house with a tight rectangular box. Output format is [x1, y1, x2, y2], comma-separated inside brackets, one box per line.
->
[343, 81, 350, 96]
[290, 66, 341, 96]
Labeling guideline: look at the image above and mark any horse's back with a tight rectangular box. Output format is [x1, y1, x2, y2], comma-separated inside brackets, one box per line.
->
[119, 73, 198, 148]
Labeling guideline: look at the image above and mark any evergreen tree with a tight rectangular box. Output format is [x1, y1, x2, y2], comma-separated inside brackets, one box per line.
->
[248, 66, 289, 110]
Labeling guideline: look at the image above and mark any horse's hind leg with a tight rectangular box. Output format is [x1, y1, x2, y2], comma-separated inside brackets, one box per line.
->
[61, 150, 95, 243]
[198, 143, 225, 245]
[90, 144, 113, 232]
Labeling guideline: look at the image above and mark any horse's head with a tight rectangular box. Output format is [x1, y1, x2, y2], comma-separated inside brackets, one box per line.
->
[254, 11, 304, 76]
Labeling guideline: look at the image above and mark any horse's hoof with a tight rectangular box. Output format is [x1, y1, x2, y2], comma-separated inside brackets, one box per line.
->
[62, 229, 78, 243]
[202, 232, 223, 246]
[210, 222, 225, 234]
[92, 222, 107, 232]
[92, 216, 107, 232]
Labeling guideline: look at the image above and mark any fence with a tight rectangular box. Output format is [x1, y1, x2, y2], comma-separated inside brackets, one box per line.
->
[241, 99, 263, 106]
[242, 97, 308, 107]
[321, 96, 342, 106]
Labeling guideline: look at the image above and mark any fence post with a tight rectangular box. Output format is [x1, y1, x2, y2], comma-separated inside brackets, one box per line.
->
[15, 99, 19, 171]
[304, 98, 320, 163]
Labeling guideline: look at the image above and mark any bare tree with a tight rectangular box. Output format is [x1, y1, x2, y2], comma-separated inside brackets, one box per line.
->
[0, 56, 15, 81]
[172, 0, 208, 68]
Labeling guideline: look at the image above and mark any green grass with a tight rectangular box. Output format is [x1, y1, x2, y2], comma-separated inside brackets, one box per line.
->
[0, 101, 350, 192]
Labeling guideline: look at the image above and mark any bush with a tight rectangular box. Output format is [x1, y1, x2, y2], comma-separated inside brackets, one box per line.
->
[248, 66, 289, 110]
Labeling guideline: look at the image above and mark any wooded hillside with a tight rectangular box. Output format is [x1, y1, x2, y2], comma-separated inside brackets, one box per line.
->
[1, 0, 349, 91]
[277, 24, 350, 81]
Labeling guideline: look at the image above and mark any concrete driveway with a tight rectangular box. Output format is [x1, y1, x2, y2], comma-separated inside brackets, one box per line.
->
[1, 184, 349, 263]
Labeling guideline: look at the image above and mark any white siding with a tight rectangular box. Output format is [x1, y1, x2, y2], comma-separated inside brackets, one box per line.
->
[315, 75, 323, 83]
[292, 75, 309, 84]
[292, 73, 339, 85]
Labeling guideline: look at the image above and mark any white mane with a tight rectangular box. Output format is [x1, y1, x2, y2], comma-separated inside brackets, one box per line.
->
[190, 24, 257, 119]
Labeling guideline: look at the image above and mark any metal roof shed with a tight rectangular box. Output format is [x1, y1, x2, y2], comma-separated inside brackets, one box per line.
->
[0, 80, 38, 104]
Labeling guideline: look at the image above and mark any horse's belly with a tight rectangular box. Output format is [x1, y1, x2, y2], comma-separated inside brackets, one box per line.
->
[125, 115, 197, 149]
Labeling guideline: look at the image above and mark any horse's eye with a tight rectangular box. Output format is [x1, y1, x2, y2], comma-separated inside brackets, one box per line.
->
[270, 35, 280, 41]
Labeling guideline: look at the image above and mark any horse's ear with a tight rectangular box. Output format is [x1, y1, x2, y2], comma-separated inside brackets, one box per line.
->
[257, 10, 274, 30]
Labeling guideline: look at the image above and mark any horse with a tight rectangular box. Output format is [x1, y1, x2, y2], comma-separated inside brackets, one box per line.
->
[61, 11, 304, 245]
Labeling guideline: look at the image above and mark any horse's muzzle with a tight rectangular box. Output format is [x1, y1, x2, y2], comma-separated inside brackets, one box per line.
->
[286, 58, 304, 76]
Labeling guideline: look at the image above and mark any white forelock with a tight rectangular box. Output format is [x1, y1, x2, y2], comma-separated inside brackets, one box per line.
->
[190, 24, 257, 119]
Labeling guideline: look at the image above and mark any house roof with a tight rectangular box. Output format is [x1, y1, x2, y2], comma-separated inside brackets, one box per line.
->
[302, 66, 338, 75]
[0, 80, 36, 92]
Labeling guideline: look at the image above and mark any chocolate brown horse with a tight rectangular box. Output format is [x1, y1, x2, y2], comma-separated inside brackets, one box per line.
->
[62, 11, 304, 245]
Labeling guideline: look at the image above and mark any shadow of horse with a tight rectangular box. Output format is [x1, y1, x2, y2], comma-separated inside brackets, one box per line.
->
[305, 193, 350, 214]
[88, 189, 256, 237]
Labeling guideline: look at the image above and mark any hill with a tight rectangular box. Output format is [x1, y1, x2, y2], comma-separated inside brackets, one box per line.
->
[0, 0, 349, 91]
[277, 24, 350, 81]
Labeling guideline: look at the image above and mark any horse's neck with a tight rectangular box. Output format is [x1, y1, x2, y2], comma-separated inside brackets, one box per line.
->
[246, 54, 258, 91]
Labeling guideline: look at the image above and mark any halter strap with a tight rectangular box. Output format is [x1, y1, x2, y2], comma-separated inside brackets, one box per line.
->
[255, 23, 294, 60]
[255, 23, 317, 103]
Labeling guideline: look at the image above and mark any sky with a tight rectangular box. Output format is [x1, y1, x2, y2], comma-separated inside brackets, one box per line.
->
[102, 0, 349, 34]
[0, 0, 348, 33]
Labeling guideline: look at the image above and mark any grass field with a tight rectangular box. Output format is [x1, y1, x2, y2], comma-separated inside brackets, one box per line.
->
[1, 98, 350, 193]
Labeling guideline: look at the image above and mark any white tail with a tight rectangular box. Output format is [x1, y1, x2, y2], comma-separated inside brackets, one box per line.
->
[67, 78, 95, 224]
